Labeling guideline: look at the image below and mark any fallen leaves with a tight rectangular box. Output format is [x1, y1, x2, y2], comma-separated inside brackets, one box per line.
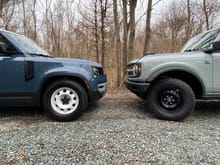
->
[18, 150, 26, 159]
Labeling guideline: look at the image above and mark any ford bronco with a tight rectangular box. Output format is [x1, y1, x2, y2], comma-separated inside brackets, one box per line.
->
[126, 27, 220, 121]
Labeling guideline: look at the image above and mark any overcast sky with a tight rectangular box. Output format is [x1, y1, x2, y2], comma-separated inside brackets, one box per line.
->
[70, 0, 169, 29]
[37, 0, 220, 29]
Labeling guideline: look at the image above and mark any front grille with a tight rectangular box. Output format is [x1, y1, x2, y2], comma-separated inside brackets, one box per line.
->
[127, 64, 133, 77]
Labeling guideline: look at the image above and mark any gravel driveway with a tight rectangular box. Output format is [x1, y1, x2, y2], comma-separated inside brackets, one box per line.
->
[0, 91, 220, 165]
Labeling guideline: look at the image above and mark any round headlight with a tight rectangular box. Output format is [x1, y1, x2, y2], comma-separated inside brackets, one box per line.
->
[127, 63, 141, 77]
[133, 65, 138, 75]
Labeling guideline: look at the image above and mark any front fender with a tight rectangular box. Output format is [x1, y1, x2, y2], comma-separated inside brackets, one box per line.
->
[44, 67, 91, 81]
[40, 66, 92, 87]
[148, 65, 201, 82]
[143, 61, 211, 92]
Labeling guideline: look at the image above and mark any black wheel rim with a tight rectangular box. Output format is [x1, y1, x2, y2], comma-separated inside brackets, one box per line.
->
[159, 89, 181, 110]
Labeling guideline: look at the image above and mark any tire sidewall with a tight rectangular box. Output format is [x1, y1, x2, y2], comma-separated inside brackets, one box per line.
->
[43, 80, 88, 121]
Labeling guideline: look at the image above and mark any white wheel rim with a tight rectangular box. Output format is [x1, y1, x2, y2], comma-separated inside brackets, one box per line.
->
[50, 87, 79, 115]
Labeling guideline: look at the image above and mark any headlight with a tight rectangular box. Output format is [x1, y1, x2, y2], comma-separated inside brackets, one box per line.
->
[127, 63, 142, 78]
[92, 67, 104, 76]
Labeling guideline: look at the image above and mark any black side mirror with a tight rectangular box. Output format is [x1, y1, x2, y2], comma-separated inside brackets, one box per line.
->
[213, 41, 220, 51]
[204, 41, 220, 54]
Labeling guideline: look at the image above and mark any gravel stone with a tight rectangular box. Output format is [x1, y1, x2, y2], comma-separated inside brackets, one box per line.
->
[0, 92, 220, 164]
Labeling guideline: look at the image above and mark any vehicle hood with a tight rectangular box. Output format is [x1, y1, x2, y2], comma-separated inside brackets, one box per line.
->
[138, 51, 210, 63]
[56, 57, 102, 67]
[27, 55, 102, 67]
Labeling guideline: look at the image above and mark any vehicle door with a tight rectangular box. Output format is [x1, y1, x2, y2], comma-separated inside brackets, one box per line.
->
[0, 33, 26, 98]
[212, 32, 220, 93]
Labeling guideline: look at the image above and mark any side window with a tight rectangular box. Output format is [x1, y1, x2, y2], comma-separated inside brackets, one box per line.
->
[0, 34, 17, 53]
[213, 33, 220, 43]
[195, 29, 220, 50]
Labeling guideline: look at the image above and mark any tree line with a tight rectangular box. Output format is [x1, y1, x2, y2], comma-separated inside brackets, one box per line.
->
[0, 0, 220, 88]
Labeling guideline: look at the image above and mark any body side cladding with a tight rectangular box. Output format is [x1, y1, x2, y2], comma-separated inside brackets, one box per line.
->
[145, 67, 206, 99]
[146, 67, 205, 90]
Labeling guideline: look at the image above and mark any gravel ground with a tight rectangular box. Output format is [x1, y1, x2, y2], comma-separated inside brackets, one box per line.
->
[0, 91, 220, 165]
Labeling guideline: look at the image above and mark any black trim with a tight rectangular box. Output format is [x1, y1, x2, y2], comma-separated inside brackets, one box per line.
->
[24, 61, 34, 81]
[125, 79, 150, 97]
[0, 93, 40, 107]
[0, 92, 26, 97]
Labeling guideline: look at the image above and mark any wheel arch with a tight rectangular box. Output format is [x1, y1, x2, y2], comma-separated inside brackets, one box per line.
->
[150, 70, 204, 99]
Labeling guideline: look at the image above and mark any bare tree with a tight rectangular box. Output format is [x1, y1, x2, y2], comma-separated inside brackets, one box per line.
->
[76, 0, 101, 61]
[31, 0, 37, 40]
[0, 0, 7, 17]
[113, 0, 121, 87]
[122, 0, 128, 78]
[21, 0, 27, 35]
[100, 0, 108, 68]
[143, 0, 152, 54]
[203, 0, 209, 30]
[127, 0, 137, 62]
[0, 0, 16, 30]
[94, 0, 99, 63]
[170, 2, 188, 51]
[186, 0, 192, 39]
[0, 0, 12, 17]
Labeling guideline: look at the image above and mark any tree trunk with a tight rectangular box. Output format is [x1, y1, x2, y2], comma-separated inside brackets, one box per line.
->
[143, 0, 152, 54]
[203, 0, 209, 30]
[2, 0, 15, 30]
[0, 1, 3, 18]
[113, 0, 121, 87]
[186, 0, 191, 39]
[94, 0, 99, 63]
[127, 0, 137, 62]
[100, 0, 107, 69]
[32, 0, 37, 41]
[0, 0, 10, 18]
[22, 0, 26, 35]
[122, 0, 128, 79]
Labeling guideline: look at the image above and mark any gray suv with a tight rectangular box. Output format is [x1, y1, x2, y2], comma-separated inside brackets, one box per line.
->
[126, 27, 220, 121]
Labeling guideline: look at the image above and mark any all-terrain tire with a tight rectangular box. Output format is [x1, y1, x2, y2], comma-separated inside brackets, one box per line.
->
[146, 78, 195, 121]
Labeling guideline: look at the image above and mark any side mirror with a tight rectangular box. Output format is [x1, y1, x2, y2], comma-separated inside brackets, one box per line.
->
[204, 41, 220, 54]
[0, 42, 6, 52]
[213, 41, 220, 51]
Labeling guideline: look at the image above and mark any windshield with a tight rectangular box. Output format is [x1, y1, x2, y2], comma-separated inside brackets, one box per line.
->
[181, 28, 220, 52]
[4, 31, 50, 56]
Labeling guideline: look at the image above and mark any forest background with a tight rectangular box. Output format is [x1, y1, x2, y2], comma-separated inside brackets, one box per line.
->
[0, 0, 220, 88]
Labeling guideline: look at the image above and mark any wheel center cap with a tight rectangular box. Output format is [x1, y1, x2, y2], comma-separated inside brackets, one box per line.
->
[167, 97, 172, 102]
[160, 89, 181, 110]
[61, 95, 71, 105]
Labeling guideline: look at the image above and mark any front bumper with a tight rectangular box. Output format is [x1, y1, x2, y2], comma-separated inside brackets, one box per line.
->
[88, 81, 107, 102]
[125, 79, 150, 97]
[98, 82, 107, 95]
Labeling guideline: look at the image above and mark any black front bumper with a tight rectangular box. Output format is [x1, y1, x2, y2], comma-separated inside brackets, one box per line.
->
[125, 79, 150, 97]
